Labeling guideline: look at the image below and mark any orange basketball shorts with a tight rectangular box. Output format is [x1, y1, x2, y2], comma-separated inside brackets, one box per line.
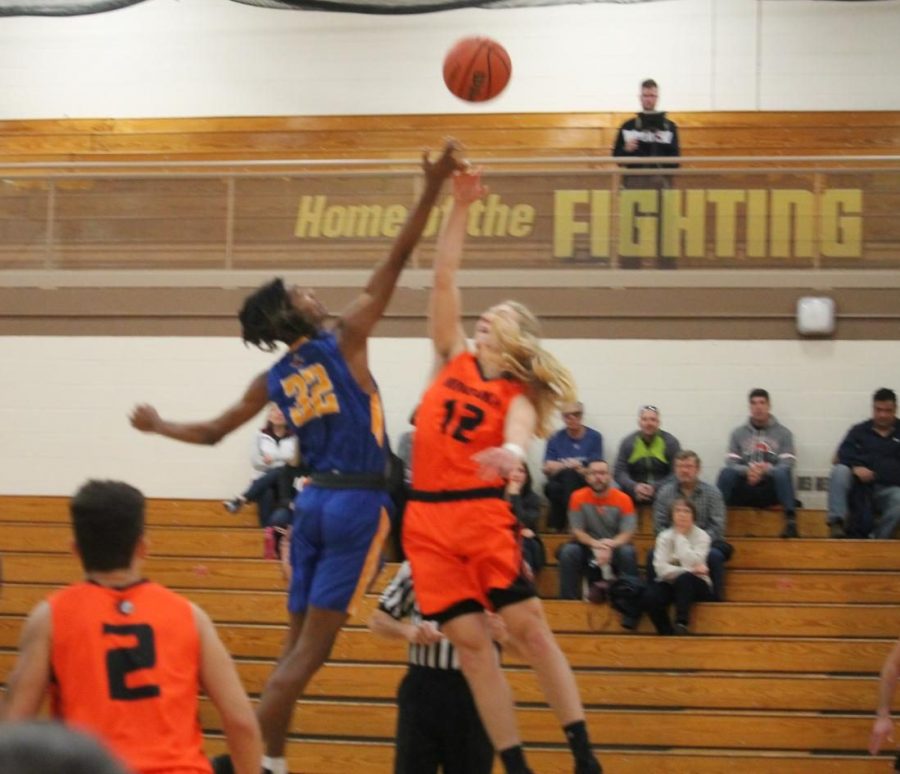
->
[402, 495, 535, 621]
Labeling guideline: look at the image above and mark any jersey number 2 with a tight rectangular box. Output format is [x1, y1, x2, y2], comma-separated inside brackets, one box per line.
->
[441, 400, 485, 443]
[104, 623, 161, 701]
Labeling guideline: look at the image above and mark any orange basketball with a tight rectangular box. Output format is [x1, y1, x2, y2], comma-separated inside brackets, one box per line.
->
[443, 37, 512, 103]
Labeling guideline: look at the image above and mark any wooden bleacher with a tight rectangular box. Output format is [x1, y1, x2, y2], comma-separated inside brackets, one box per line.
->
[0, 495, 896, 773]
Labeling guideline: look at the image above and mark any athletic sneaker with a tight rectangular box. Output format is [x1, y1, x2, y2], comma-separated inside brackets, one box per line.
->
[222, 497, 244, 514]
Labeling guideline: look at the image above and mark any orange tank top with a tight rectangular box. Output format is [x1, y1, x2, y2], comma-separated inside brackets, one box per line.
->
[412, 351, 525, 492]
[49, 581, 212, 774]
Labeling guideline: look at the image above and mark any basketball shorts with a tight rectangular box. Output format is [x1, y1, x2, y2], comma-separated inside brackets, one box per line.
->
[288, 485, 391, 615]
[403, 495, 535, 622]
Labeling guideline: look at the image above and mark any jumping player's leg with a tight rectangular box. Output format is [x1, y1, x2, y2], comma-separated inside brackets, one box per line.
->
[257, 487, 389, 763]
[441, 612, 520, 750]
[498, 596, 602, 772]
[498, 597, 584, 723]
[256, 606, 348, 756]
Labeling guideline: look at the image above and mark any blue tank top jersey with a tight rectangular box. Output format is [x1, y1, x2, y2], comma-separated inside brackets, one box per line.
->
[267, 330, 387, 475]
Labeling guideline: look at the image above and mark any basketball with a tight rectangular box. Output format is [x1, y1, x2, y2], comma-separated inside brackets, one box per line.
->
[443, 37, 512, 103]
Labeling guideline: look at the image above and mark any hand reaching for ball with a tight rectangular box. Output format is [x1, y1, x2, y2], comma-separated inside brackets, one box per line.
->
[452, 167, 487, 205]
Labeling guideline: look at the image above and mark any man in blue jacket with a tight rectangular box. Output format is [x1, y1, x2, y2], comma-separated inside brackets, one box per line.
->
[827, 388, 900, 539]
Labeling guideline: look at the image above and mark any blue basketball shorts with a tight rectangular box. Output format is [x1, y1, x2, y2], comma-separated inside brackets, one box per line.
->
[288, 485, 391, 615]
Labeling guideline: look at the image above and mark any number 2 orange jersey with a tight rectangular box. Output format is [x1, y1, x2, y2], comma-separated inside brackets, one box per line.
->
[412, 352, 525, 493]
[49, 581, 211, 774]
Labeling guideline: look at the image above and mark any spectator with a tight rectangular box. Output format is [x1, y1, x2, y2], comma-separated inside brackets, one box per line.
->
[390, 408, 418, 560]
[505, 461, 546, 577]
[2, 480, 262, 774]
[558, 459, 639, 626]
[223, 403, 300, 532]
[542, 401, 603, 532]
[644, 497, 714, 635]
[611, 78, 680, 269]
[395, 407, 417, 485]
[828, 387, 900, 539]
[0, 721, 128, 774]
[614, 404, 681, 504]
[716, 388, 799, 538]
[368, 561, 495, 774]
[612, 78, 681, 172]
[653, 450, 729, 600]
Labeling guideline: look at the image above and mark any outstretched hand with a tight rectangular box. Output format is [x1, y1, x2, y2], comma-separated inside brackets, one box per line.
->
[452, 167, 487, 205]
[130, 404, 161, 433]
[422, 139, 464, 186]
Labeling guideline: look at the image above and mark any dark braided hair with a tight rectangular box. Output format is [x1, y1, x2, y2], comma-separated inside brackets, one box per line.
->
[239, 278, 318, 351]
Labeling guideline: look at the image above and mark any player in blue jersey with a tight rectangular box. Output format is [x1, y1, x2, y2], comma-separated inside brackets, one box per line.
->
[130, 141, 460, 774]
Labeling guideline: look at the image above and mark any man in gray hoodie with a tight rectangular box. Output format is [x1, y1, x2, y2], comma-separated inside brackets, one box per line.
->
[716, 388, 799, 538]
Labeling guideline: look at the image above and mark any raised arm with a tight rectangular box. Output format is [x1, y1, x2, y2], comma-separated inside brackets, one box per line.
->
[338, 141, 461, 354]
[130, 371, 269, 445]
[429, 168, 487, 364]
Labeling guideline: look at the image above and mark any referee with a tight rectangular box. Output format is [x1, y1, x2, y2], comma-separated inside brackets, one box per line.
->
[369, 561, 495, 774]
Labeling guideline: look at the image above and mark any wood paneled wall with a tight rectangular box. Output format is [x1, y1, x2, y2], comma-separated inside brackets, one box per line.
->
[0, 111, 898, 163]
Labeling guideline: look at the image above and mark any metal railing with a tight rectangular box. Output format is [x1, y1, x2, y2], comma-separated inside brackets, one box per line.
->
[1, 155, 898, 274]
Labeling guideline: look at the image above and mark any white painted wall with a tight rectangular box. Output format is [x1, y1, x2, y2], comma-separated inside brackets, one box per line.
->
[1, 334, 893, 507]
[0, 0, 898, 119]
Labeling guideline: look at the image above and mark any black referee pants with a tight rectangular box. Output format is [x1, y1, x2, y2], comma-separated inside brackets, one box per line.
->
[394, 665, 494, 774]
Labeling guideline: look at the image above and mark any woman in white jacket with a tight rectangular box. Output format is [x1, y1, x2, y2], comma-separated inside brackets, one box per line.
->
[223, 403, 299, 529]
[644, 497, 714, 634]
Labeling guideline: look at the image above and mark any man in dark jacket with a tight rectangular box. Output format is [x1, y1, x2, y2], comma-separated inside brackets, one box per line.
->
[827, 387, 900, 539]
[612, 78, 680, 268]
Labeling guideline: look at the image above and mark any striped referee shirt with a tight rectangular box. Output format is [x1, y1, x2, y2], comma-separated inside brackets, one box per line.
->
[378, 561, 460, 670]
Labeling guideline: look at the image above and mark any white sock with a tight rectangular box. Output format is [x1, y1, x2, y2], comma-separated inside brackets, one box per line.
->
[262, 756, 287, 774]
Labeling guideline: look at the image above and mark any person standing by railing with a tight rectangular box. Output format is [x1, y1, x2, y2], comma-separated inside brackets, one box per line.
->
[612, 78, 681, 268]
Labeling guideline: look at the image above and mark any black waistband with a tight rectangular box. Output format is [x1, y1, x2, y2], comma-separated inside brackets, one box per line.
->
[407, 486, 505, 503]
[308, 472, 387, 490]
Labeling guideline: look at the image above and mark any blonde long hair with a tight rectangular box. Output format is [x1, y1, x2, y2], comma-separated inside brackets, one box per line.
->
[490, 300, 576, 438]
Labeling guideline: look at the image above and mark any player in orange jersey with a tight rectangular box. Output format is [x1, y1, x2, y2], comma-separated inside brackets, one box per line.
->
[2, 480, 262, 774]
[402, 168, 603, 774]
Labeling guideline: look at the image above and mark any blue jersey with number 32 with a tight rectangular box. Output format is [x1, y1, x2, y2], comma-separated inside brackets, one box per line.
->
[267, 331, 387, 475]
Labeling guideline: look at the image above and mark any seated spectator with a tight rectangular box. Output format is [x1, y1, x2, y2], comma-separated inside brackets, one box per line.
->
[716, 388, 799, 538]
[827, 387, 900, 539]
[395, 407, 417, 485]
[505, 461, 546, 577]
[223, 403, 299, 533]
[643, 497, 714, 635]
[542, 401, 603, 532]
[614, 404, 681, 504]
[652, 450, 729, 600]
[389, 408, 417, 561]
[558, 459, 639, 626]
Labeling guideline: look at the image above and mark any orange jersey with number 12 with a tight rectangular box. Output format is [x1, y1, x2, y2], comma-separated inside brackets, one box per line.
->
[412, 352, 525, 492]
